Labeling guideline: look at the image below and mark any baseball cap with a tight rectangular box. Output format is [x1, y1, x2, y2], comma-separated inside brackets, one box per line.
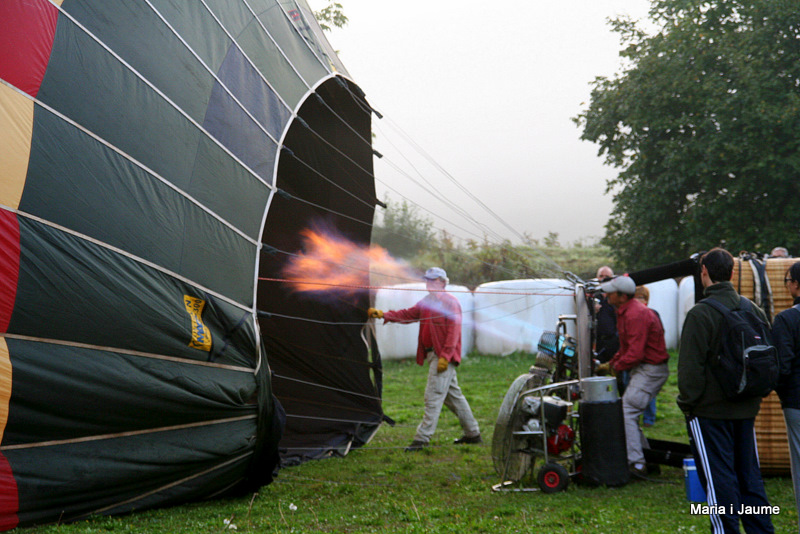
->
[599, 275, 636, 296]
[423, 267, 447, 280]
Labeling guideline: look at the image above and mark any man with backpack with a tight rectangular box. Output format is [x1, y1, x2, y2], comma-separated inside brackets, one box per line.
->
[678, 248, 775, 533]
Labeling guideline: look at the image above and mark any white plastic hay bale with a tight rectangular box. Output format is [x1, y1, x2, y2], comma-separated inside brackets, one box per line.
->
[373, 283, 474, 361]
[473, 279, 575, 356]
[644, 279, 679, 349]
[678, 276, 696, 339]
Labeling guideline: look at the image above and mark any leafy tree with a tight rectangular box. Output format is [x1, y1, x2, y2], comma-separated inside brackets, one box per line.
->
[543, 231, 560, 248]
[417, 237, 533, 289]
[575, 0, 800, 269]
[314, 2, 348, 31]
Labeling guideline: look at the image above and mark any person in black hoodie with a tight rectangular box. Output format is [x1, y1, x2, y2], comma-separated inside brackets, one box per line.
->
[677, 248, 774, 533]
[772, 261, 800, 530]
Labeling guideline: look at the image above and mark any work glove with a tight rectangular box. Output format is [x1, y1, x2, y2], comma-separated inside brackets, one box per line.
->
[437, 357, 449, 373]
[596, 362, 615, 377]
[367, 307, 383, 319]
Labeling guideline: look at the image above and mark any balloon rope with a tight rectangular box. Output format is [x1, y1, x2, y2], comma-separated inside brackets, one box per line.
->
[257, 277, 574, 296]
[273, 373, 381, 402]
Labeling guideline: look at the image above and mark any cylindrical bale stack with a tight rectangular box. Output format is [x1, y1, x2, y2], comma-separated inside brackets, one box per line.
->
[678, 276, 696, 336]
[644, 279, 679, 349]
[473, 279, 574, 356]
[730, 257, 800, 475]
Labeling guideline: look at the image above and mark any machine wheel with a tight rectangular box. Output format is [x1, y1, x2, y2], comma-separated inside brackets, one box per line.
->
[537, 462, 570, 493]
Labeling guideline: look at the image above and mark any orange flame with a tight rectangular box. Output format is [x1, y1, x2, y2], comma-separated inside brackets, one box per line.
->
[281, 227, 416, 294]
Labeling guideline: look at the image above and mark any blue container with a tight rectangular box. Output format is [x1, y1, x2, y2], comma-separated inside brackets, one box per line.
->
[683, 458, 707, 503]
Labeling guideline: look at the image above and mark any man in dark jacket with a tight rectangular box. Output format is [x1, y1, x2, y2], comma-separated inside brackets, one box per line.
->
[678, 248, 774, 533]
[772, 261, 800, 529]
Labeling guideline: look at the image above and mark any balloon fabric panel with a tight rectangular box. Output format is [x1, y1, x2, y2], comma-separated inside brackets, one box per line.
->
[6, 420, 256, 525]
[0, 214, 20, 333]
[0, 83, 34, 211]
[0, 0, 58, 98]
[214, 44, 291, 140]
[0, 452, 19, 531]
[19, 108, 257, 304]
[203, 0, 326, 99]
[37, 15, 269, 235]
[247, 0, 344, 81]
[63, 0, 215, 122]
[8, 218, 258, 368]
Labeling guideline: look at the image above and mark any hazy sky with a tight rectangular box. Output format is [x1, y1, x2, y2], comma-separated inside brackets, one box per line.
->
[309, 0, 653, 245]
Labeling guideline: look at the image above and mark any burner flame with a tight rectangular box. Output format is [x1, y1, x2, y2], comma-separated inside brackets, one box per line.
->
[281, 227, 416, 294]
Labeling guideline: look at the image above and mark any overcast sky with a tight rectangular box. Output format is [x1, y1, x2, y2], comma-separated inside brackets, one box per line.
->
[309, 0, 653, 245]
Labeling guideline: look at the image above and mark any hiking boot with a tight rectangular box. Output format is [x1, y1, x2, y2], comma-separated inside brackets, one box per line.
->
[405, 440, 427, 452]
[453, 434, 483, 445]
[629, 465, 648, 480]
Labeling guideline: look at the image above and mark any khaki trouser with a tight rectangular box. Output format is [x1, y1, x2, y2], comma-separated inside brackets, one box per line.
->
[414, 351, 480, 443]
[622, 361, 669, 466]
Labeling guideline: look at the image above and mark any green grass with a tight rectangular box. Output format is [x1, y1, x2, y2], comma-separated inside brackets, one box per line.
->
[28, 352, 796, 533]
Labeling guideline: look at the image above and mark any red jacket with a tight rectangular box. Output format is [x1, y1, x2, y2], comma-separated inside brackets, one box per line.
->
[383, 291, 462, 366]
[611, 298, 669, 372]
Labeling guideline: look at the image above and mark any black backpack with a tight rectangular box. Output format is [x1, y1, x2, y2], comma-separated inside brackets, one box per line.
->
[701, 297, 779, 400]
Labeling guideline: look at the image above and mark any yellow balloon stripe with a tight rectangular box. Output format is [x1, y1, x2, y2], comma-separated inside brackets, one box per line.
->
[0, 83, 33, 210]
[0, 338, 11, 444]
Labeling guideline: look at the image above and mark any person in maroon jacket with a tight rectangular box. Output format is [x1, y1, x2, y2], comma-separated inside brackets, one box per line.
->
[597, 275, 669, 477]
[368, 267, 481, 451]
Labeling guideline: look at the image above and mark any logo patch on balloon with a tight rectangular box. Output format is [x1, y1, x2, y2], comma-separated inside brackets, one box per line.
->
[183, 296, 212, 351]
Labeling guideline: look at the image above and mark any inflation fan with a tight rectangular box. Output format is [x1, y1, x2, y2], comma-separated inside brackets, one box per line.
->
[491, 315, 582, 493]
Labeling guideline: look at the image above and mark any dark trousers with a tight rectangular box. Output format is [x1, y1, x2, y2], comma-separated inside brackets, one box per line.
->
[595, 334, 619, 364]
[686, 416, 774, 533]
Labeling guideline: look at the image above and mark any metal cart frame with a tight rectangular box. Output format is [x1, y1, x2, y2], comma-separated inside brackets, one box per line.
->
[492, 379, 581, 493]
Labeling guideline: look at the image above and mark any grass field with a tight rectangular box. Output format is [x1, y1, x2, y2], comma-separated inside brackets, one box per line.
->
[30, 352, 796, 533]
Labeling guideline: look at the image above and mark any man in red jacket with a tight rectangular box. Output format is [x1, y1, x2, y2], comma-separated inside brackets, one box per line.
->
[597, 275, 669, 477]
[368, 267, 481, 451]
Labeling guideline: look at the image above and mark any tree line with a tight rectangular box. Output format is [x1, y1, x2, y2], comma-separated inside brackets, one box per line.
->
[371, 197, 613, 289]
